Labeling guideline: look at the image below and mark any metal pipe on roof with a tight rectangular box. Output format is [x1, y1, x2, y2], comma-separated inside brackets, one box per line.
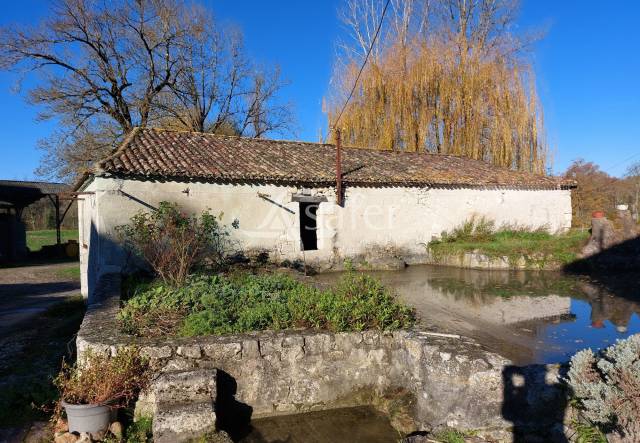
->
[336, 129, 343, 206]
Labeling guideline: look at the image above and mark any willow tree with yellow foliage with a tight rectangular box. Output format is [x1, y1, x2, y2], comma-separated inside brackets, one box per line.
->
[327, 0, 548, 173]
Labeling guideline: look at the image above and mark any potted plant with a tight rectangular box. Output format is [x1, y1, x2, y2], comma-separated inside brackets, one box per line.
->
[55, 347, 149, 435]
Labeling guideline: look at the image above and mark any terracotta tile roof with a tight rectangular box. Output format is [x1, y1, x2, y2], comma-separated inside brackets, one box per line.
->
[95, 128, 575, 189]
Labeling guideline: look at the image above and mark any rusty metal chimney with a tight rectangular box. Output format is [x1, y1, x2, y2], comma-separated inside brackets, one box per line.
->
[335, 128, 343, 206]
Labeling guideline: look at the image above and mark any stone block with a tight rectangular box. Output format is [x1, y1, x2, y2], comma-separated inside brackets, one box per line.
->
[303, 332, 333, 354]
[161, 357, 195, 372]
[334, 332, 362, 350]
[153, 369, 217, 404]
[281, 345, 305, 361]
[258, 338, 282, 357]
[177, 344, 202, 359]
[282, 335, 304, 348]
[203, 342, 242, 361]
[140, 345, 173, 360]
[363, 330, 380, 345]
[242, 339, 260, 358]
[153, 401, 216, 443]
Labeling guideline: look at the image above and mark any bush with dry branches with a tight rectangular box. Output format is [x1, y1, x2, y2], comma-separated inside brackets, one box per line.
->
[54, 348, 149, 408]
[117, 201, 232, 286]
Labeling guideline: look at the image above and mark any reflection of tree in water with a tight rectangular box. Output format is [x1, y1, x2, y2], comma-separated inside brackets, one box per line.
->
[426, 270, 582, 304]
[574, 278, 640, 332]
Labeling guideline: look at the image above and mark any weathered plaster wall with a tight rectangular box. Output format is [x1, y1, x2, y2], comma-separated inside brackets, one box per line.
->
[77, 274, 568, 440]
[78, 177, 572, 300]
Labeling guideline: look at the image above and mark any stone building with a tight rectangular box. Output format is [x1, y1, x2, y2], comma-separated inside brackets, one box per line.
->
[75, 128, 575, 300]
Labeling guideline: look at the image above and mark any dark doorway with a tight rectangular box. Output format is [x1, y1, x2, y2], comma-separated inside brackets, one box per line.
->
[299, 202, 318, 251]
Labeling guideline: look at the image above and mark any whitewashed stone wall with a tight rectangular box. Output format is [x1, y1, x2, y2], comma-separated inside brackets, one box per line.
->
[78, 177, 572, 299]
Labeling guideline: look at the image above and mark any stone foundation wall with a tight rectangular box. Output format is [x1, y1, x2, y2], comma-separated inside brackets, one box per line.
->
[77, 274, 568, 440]
[422, 251, 564, 271]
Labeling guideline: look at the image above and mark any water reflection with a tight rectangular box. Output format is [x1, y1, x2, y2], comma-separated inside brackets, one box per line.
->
[311, 265, 640, 365]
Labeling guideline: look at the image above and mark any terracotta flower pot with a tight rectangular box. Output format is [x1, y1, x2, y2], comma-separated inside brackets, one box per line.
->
[62, 401, 112, 434]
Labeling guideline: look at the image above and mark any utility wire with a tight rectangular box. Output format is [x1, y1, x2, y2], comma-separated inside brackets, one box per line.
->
[331, 0, 391, 132]
[604, 151, 640, 174]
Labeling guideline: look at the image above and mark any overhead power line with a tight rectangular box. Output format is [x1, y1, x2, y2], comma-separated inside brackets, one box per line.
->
[331, 0, 391, 132]
[605, 151, 640, 174]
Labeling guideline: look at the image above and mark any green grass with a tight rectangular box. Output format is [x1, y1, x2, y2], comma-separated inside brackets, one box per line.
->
[55, 264, 81, 280]
[26, 229, 78, 252]
[432, 428, 475, 443]
[428, 217, 589, 267]
[571, 421, 608, 443]
[119, 271, 415, 337]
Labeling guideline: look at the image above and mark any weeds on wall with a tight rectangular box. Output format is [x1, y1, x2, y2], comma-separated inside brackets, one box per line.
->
[119, 271, 415, 337]
[427, 216, 589, 267]
[117, 202, 233, 286]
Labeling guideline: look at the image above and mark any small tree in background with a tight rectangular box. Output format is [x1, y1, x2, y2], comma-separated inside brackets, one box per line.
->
[117, 202, 231, 285]
[563, 159, 618, 227]
[624, 162, 640, 221]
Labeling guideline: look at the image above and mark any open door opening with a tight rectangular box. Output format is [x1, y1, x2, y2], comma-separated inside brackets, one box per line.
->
[299, 202, 318, 251]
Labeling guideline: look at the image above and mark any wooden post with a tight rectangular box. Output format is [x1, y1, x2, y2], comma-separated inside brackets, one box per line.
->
[55, 194, 61, 246]
[335, 128, 343, 206]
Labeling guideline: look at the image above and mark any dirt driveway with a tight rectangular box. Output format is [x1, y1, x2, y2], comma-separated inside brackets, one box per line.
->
[0, 262, 81, 336]
[0, 261, 84, 441]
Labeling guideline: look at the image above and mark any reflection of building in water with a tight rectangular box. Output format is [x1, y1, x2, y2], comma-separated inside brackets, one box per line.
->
[578, 282, 640, 332]
[367, 266, 573, 325]
[455, 294, 572, 325]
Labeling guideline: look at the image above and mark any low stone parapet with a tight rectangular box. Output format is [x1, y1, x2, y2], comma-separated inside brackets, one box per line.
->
[77, 274, 568, 441]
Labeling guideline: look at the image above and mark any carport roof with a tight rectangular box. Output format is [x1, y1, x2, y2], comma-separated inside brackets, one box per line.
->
[0, 180, 69, 209]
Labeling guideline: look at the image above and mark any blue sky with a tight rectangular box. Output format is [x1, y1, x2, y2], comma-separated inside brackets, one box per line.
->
[0, 0, 638, 181]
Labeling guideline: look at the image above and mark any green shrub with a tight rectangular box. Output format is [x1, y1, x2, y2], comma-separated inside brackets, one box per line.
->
[117, 201, 232, 286]
[125, 416, 153, 443]
[440, 216, 496, 243]
[567, 335, 640, 441]
[119, 271, 415, 337]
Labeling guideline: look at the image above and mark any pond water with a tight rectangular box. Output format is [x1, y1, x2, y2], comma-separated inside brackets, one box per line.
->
[239, 406, 399, 443]
[311, 265, 639, 365]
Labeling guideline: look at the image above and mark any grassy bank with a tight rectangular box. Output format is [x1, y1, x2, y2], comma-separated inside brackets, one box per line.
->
[427, 218, 589, 266]
[119, 271, 415, 337]
[26, 229, 78, 252]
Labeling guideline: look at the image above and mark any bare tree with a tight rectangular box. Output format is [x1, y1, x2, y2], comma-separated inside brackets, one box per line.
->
[0, 0, 294, 181]
[157, 14, 294, 137]
[625, 162, 640, 221]
[0, 0, 190, 179]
